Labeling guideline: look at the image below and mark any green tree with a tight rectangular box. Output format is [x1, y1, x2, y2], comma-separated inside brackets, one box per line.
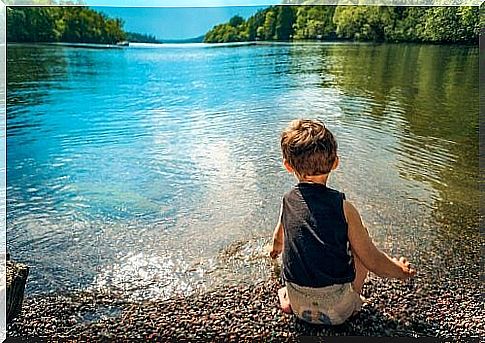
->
[275, 6, 295, 40]
[387, 7, 426, 42]
[246, 9, 266, 40]
[229, 15, 245, 27]
[293, 6, 336, 40]
[203, 4, 479, 44]
[7, 7, 59, 42]
[7, 6, 126, 44]
[457, 7, 480, 42]
[263, 10, 276, 40]
[333, 6, 394, 41]
[126, 32, 159, 43]
[423, 7, 478, 43]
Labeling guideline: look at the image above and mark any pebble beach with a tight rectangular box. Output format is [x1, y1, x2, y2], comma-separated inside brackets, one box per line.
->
[7, 271, 483, 340]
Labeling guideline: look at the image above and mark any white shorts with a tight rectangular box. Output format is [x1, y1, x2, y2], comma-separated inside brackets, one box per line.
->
[286, 281, 363, 325]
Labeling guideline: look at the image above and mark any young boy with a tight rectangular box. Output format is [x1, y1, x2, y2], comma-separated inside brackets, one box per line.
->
[270, 119, 416, 325]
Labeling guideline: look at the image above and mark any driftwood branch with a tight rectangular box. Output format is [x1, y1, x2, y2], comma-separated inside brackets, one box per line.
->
[6, 259, 29, 323]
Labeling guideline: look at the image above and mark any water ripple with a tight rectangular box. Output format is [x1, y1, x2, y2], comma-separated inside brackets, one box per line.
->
[6, 43, 479, 297]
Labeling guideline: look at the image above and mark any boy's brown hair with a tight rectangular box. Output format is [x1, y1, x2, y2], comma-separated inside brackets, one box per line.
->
[280, 119, 337, 177]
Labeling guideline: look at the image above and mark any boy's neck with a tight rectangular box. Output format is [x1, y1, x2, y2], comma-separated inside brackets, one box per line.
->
[297, 173, 329, 185]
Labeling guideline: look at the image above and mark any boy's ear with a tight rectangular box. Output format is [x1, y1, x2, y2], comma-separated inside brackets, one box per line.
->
[283, 159, 294, 173]
[332, 156, 339, 170]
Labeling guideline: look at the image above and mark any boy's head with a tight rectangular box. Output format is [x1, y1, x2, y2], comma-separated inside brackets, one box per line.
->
[280, 119, 338, 178]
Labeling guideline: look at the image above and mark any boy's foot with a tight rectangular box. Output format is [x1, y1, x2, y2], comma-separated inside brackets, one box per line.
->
[278, 287, 292, 314]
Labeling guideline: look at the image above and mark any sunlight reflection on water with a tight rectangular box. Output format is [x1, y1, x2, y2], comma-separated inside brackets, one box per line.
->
[7, 43, 479, 298]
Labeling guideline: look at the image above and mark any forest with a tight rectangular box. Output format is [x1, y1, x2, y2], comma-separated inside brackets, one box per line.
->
[7, 6, 126, 44]
[204, 6, 479, 43]
[6, 5, 479, 45]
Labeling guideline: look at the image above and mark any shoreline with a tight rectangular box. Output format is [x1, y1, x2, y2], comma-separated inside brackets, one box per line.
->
[7, 273, 483, 340]
[7, 41, 479, 50]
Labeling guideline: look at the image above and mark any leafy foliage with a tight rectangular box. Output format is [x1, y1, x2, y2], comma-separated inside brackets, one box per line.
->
[7, 6, 126, 44]
[204, 5, 479, 43]
[125, 32, 160, 43]
[293, 6, 336, 40]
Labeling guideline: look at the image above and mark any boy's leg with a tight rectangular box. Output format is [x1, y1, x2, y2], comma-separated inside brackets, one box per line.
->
[277, 287, 292, 314]
[352, 254, 368, 294]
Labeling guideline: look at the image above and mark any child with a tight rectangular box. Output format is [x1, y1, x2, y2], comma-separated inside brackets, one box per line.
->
[270, 119, 416, 325]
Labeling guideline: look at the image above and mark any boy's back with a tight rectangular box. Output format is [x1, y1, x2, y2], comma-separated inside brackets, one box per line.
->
[282, 182, 354, 288]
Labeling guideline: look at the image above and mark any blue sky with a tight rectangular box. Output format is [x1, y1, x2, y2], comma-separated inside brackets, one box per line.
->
[93, 4, 276, 40]
[88, 0, 278, 5]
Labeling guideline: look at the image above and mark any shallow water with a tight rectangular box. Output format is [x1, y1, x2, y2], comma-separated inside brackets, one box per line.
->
[7, 42, 479, 299]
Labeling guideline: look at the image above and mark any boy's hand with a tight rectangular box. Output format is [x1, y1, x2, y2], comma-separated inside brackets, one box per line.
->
[270, 240, 282, 259]
[392, 257, 416, 279]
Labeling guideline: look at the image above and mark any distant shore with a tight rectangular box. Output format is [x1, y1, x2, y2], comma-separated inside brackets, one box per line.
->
[8, 41, 478, 51]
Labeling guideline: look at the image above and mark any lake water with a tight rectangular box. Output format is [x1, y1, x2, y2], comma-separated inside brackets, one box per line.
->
[7, 42, 479, 299]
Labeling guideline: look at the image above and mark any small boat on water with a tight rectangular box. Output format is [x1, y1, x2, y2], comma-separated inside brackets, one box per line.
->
[116, 41, 130, 47]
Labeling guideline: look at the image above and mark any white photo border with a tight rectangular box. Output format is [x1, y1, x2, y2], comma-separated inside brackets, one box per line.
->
[0, 0, 482, 342]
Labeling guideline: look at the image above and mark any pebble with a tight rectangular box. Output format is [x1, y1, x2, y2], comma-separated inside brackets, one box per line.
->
[7, 274, 483, 339]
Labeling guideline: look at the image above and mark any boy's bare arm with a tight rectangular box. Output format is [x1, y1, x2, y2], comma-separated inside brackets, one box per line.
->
[270, 222, 284, 259]
[270, 203, 284, 259]
[344, 200, 416, 280]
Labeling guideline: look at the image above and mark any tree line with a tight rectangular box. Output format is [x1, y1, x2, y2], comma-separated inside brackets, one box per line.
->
[204, 6, 479, 44]
[125, 32, 160, 44]
[7, 6, 126, 44]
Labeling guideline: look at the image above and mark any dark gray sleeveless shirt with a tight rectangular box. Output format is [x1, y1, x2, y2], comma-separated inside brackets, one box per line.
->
[281, 182, 355, 288]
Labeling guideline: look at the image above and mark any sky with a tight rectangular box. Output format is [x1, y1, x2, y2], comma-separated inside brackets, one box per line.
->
[88, 0, 279, 5]
[93, 5, 274, 40]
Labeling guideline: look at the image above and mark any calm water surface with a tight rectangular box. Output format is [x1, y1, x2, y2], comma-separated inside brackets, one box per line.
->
[7, 43, 479, 299]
